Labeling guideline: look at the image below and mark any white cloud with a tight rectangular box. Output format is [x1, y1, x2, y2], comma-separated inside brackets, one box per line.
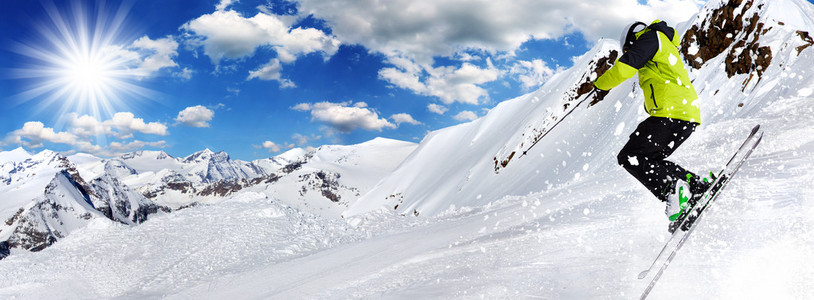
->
[377, 57, 426, 93]
[453, 110, 478, 122]
[391, 113, 421, 126]
[259, 140, 281, 153]
[295, 0, 702, 103]
[247, 58, 296, 87]
[293, 101, 396, 133]
[128, 35, 180, 78]
[69, 114, 108, 137]
[427, 104, 448, 115]
[292, 133, 308, 146]
[226, 86, 241, 95]
[210, 103, 227, 110]
[4, 113, 169, 156]
[291, 133, 321, 146]
[110, 35, 181, 79]
[5, 122, 79, 148]
[291, 103, 312, 111]
[425, 60, 500, 104]
[107, 112, 169, 137]
[215, 0, 236, 11]
[2, 121, 150, 156]
[175, 105, 215, 128]
[510, 59, 560, 90]
[297, 0, 700, 61]
[65, 112, 168, 138]
[248, 58, 283, 80]
[181, 9, 339, 64]
[109, 140, 168, 152]
[174, 67, 194, 80]
[379, 58, 500, 105]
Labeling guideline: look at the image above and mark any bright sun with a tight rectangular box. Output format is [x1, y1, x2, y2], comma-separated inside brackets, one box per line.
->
[67, 55, 111, 90]
[12, 1, 150, 119]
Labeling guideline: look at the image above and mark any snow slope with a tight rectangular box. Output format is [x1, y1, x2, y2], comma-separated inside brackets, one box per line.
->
[1, 0, 813, 298]
[346, 0, 814, 218]
[346, 40, 626, 217]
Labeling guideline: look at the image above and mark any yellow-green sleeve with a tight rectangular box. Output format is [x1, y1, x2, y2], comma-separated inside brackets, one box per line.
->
[594, 60, 638, 91]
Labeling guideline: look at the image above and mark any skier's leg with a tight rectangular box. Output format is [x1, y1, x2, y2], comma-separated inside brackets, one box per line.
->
[617, 117, 697, 200]
[658, 118, 705, 194]
[653, 118, 698, 184]
[617, 117, 673, 199]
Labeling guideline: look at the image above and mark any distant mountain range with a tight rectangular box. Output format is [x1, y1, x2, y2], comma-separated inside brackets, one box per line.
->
[0, 138, 416, 254]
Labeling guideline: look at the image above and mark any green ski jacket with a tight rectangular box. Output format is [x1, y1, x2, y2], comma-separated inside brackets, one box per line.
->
[595, 20, 701, 124]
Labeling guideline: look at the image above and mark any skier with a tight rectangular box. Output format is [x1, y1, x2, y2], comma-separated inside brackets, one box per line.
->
[592, 20, 710, 223]
[0, 241, 8, 259]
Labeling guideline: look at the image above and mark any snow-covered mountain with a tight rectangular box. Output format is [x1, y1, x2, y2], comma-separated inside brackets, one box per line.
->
[239, 137, 418, 217]
[0, 150, 157, 253]
[345, 41, 621, 217]
[0, 138, 416, 256]
[346, 0, 814, 218]
[1, 0, 813, 298]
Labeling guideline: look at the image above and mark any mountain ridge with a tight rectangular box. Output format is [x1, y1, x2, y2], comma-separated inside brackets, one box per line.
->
[0, 138, 416, 256]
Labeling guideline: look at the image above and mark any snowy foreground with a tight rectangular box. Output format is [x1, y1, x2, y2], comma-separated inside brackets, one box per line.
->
[1, 107, 813, 298]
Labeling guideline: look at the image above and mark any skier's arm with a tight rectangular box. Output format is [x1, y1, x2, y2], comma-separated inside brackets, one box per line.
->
[594, 30, 660, 91]
[594, 61, 637, 91]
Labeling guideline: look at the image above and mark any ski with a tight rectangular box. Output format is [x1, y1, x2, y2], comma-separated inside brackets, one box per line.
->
[637, 124, 763, 299]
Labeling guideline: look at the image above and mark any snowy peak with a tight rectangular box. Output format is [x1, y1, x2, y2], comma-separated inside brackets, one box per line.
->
[276, 147, 311, 163]
[46, 170, 96, 210]
[31, 149, 68, 168]
[183, 149, 216, 163]
[0, 147, 30, 163]
[89, 174, 162, 225]
[1, 149, 72, 187]
[121, 150, 174, 161]
[0, 171, 104, 252]
[104, 159, 138, 178]
[211, 151, 230, 163]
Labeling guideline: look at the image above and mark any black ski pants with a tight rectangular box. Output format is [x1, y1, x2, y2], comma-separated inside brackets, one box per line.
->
[617, 116, 698, 201]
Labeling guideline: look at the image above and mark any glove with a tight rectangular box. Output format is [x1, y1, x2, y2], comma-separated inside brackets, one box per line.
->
[592, 81, 610, 102]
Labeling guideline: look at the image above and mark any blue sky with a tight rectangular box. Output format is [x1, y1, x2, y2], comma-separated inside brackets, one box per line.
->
[0, 0, 733, 160]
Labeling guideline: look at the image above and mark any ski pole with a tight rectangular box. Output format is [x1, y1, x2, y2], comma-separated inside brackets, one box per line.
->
[518, 89, 597, 158]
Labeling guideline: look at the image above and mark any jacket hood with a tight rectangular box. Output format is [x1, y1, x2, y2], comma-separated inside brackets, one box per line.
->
[646, 20, 679, 47]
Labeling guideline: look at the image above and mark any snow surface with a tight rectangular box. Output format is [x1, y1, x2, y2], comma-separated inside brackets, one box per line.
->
[2, 0, 814, 298]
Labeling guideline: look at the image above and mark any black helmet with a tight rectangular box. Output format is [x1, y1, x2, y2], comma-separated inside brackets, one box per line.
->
[620, 21, 647, 52]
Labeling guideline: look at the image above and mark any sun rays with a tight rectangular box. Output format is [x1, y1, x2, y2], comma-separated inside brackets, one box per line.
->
[10, 0, 154, 122]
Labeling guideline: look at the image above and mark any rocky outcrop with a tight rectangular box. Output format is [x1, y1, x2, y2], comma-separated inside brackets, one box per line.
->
[89, 174, 163, 225]
[298, 171, 355, 203]
[680, 0, 774, 82]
